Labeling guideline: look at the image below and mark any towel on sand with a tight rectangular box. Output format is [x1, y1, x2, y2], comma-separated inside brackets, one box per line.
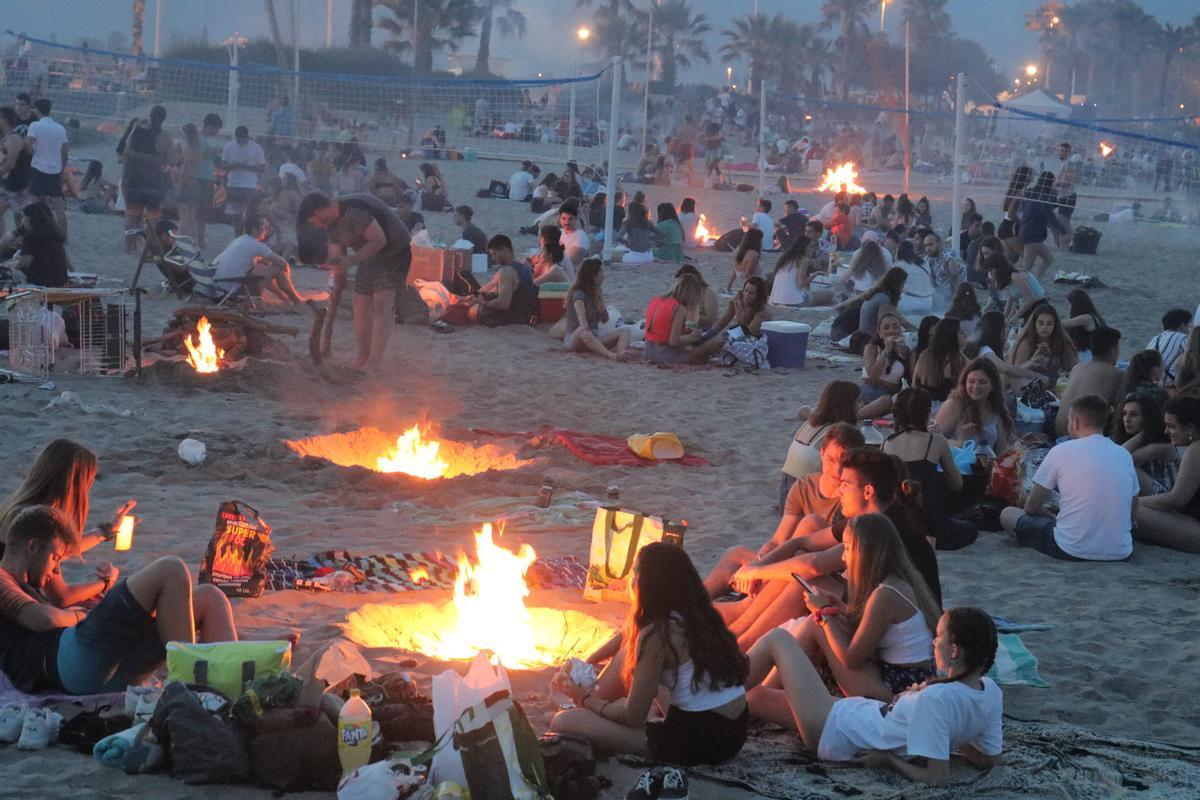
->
[0, 670, 123, 711]
[93, 722, 143, 768]
[989, 633, 1049, 688]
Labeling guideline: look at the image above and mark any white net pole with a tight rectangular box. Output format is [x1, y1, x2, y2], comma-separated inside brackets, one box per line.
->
[758, 79, 767, 197]
[952, 72, 967, 253]
[603, 58, 623, 265]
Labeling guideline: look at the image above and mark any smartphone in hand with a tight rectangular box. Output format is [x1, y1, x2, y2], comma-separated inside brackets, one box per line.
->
[791, 572, 819, 595]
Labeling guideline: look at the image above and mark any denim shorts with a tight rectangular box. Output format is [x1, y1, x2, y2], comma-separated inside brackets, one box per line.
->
[1014, 515, 1086, 562]
[56, 580, 166, 694]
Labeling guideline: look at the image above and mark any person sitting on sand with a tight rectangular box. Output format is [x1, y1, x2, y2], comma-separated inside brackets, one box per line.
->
[453, 205, 488, 254]
[726, 228, 763, 293]
[643, 273, 705, 364]
[653, 202, 684, 264]
[945, 283, 982, 339]
[558, 202, 590, 264]
[674, 263, 719, 330]
[726, 448, 941, 649]
[779, 385, 863, 500]
[745, 607, 1002, 785]
[469, 234, 538, 326]
[562, 257, 629, 360]
[964, 311, 1044, 394]
[1061, 289, 1106, 361]
[0, 505, 238, 694]
[934, 358, 1013, 454]
[769, 234, 829, 307]
[1133, 394, 1200, 554]
[530, 225, 575, 286]
[986, 251, 1045, 326]
[1114, 392, 1179, 496]
[912, 317, 967, 405]
[550, 543, 748, 767]
[1147, 308, 1192, 387]
[213, 214, 316, 311]
[774, 514, 940, 701]
[1001, 394, 1137, 561]
[858, 312, 911, 418]
[395, 193, 425, 235]
[836, 268, 916, 343]
[1055, 328, 1125, 437]
[615, 202, 662, 265]
[369, 158, 407, 207]
[1008, 304, 1078, 388]
[690, 276, 769, 363]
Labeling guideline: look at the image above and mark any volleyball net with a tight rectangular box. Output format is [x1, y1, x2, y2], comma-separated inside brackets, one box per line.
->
[1, 33, 612, 169]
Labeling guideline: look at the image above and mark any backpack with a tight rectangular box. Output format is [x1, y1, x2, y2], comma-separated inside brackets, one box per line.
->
[538, 733, 609, 800]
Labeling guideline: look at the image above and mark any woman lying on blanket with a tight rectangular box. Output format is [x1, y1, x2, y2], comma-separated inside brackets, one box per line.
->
[746, 605, 1002, 785]
[551, 543, 749, 766]
[757, 514, 940, 705]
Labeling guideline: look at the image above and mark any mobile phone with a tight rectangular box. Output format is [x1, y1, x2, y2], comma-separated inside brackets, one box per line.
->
[715, 589, 748, 603]
[791, 573, 819, 595]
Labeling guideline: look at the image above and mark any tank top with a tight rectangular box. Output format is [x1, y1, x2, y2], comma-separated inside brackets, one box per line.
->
[645, 296, 680, 345]
[886, 433, 948, 523]
[661, 659, 746, 712]
[1066, 315, 1099, 353]
[876, 584, 934, 665]
[781, 422, 829, 479]
[507, 261, 538, 320]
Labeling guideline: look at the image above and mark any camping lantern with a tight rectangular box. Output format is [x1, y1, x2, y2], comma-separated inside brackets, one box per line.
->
[114, 515, 135, 551]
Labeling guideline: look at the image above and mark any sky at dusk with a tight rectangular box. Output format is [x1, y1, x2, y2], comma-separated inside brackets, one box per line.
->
[0, 0, 1194, 84]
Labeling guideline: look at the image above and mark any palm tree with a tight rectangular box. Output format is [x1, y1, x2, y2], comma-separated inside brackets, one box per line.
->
[1024, 1, 1065, 93]
[473, 0, 526, 74]
[1107, 1, 1157, 114]
[350, 0, 374, 48]
[719, 13, 775, 93]
[638, 0, 710, 92]
[577, 0, 642, 61]
[1155, 21, 1198, 115]
[132, 0, 145, 55]
[904, 0, 951, 49]
[376, 0, 476, 73]
[820, 0, 872, 100]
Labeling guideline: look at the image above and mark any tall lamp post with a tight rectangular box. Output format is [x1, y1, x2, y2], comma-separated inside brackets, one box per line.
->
[223, 33, 248, 132]
[568, 26, 590, 164]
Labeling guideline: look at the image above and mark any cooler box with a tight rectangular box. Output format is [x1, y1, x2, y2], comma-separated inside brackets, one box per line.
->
[406, 245, 467, 289]
[537, 282, 569, 324]
[762, 321, 810, 368]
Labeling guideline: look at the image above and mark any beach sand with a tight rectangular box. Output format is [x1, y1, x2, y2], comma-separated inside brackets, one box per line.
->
[1, 146, 1197, 798]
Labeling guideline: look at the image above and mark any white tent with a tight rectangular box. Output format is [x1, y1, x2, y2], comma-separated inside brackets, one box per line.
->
[994, 89, 1072, 139]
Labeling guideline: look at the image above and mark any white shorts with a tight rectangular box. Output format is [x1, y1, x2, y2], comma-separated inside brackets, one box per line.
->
[816, 696, 888, 762]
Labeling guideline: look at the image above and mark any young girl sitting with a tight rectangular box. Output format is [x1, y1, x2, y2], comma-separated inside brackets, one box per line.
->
[859, 312, 910, 418]
[550, 543, 749, 766]
[1114, 392, 1178, 496]
[727, 228, 763, 292]
[934, 357, 1013, 454]
[780, 380, 862, 504]
[531, 225, 575, 286]
[769, 234, 827, 307]
[1008, 304, 1078, 388]
[78, 160, 117, 214]
[746, 606, 1002, 785]
[563, 257, 630, 360]
[616, 202, 663, 265]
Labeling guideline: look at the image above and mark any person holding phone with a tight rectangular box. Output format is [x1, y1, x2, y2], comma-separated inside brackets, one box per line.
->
[776, 513, 940, 701]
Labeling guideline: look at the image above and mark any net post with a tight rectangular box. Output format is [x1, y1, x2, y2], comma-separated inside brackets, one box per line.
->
[568, 79, 577, 165]
[758, 79, 767, 197]
[951, 72, 967, 254]
[603, 58, 623, 266]
[226, 44, 239, 133]
[903, 20, 911, 195]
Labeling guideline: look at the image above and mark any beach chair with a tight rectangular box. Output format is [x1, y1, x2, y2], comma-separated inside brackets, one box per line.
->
[188, 262, 266, 311]
[128, 220, 204, 298]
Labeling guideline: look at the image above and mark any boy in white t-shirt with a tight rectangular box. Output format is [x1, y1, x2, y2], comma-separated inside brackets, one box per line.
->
[1000, 394, 1138, 561]
[751, 197, 776, 250]
[220, 126, 266, 234]
[213, 214, 313, 309]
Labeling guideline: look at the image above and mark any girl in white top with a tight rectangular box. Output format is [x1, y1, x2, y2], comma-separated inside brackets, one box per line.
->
[746, 606, 1003, 785]
[831, 239, 889, 304]
[780, 380, 862, 504]
[779, 514, 940, 701]
[893, 241, 934, 315]
[551, 543, 748, 766]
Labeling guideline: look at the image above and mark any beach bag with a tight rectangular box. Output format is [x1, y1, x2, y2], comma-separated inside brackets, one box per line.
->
[452, 690, 551, 800]
[720, 327, 769, 369]
[166, 640, 292, 701]
[584, 508, 667, 602]
[539, 733, 606, 800]
[250, 707, 340, 791]
[985, 450, 1022, 506]
[433, 652, 512, 786]
[488, 179, 509, 199]
[713, 228, 743, 252]
[199, 500, 274, 598]
[151, 681, 251, 785]
[421, 190, 448, 212]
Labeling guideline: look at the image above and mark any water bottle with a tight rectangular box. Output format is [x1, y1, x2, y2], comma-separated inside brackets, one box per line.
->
[338, 688, 372, 775]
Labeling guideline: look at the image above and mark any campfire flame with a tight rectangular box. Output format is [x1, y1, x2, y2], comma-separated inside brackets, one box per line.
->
[184, 316, 224, 374]
[816, 161, 868, 194]
[408, 566, 429, 583]
[376, 425, 451, 479]
[1098, 141, 1115, 159]
[694, 213, 717, 243]
[342, 523, 617, 669]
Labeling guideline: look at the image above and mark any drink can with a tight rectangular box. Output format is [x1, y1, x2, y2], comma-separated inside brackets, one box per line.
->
[537, 483, 554, 508]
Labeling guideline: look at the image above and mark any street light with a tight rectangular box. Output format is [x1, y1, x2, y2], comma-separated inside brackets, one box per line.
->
[1025, 64, 1038, 77]
[726, 66, 732, 84]
[577, 26, 590, 41]
[880, 0, 889, 32]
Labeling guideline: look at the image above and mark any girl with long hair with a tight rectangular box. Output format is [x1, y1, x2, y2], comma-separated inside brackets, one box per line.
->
[418, 161, 449, 211]
[895, 194, 917, 228]
[117, 104, 172, 252]
[674, 262, 720, 329]
[653, 201, 684, 263]
[1135, 395, 1200, 553]
[644, 273, 705, 364]
[78, 159, 117, 215]
[837, 267, 916, 339]
[746, 607, 1002, 784]
[781, 381, 862, 499]
[531, 224, 574, 286]
[858, 312, 910, 419]
[959, 197, 977, 233]
[914, 196, 933, 227]
[1118, 350, 1166, 407]
[839, 239, 889, 298]
[551, 543, 749, 765]
[946, 283, 982, 338]
[563, 257, 630, 359]
[616, 201, 663, 265]
[913, 317, 967, 403]
[1019, 170, 1064, 277]
[728, 227, 763, 292]
[1174, 327, 1200, 392]
[1062, 288, 1106, 359]
[965, 310, 1043, 392]
[935, 357, 1013, 453]
[690, 276, 770, 364]
[2, 203, 69, 287]
[782, 513, 941, 700]
[769, 234, 827, 306]
[999, 166, 1033, 261]
[894, 239, 934, 315]
[985, 251, 1046, 325]
[1115, 392, 1178, 496]
[174, 123, 203, 237]
[908, 315, 938, 377]
[1009, 304, 1078, 387]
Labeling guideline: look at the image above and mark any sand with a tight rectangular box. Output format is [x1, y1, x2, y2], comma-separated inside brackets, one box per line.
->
[1, 140, 1198, 799]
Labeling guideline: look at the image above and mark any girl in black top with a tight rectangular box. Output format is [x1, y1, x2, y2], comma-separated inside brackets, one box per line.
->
[3, 203, 69, 287]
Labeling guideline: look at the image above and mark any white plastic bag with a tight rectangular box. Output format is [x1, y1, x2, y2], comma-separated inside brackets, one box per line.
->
[411, 229, 434, 248]
[431, 652, 511, 786]
[177, 438, 207, 465]
[336, 754, 427, 800]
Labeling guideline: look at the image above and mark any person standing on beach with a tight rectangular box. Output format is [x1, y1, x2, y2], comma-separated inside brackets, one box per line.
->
[221, 126, 266, 236]
[298, 192, 411, 373]
[25, 99, 69, 239]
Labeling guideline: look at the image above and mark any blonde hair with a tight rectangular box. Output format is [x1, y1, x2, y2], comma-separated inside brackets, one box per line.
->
[844, 513, 941, 631]
[0, 439, 97, 542]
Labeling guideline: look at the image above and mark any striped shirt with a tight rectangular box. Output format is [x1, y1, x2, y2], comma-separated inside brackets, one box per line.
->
[1147, 330, 1188, 384]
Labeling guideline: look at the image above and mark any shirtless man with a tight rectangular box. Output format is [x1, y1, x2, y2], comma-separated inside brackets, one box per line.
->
[1055, 327, 1124, 437]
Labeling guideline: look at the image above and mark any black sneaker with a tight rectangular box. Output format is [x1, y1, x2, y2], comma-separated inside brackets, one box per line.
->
[626, 767, 662, 800]
[657, 766, 689, 800]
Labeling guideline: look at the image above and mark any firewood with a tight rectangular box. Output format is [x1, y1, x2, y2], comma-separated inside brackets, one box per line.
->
[172, 306, 299, 336]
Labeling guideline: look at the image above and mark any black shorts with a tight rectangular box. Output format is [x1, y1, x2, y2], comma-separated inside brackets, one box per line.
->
[28, 168, 63, 198]
[997, 218, 1017, 239]
[645, 705, 748, 766]
[181, 178, 214, 208]
[1057, 194, 1077, 217]
[354, 245, 411, 296]
[123, 178, 166, 209]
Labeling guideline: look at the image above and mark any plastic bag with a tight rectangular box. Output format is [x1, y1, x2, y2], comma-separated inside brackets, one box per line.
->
[411, 229, 435, 248]
[950, 439, 977, 476]
[198, 501, 274, 598]
[150, 682, 250, 786]
[432, 652, 511, 786]
[338, 754, 429, 800]
[985, 449, 1022, 506]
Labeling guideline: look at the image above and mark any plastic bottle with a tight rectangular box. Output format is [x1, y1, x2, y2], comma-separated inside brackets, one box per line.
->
[338, 689, 373, 775]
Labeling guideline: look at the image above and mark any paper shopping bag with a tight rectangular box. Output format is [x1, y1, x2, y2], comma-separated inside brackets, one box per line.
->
[583, 508, 666, 603]
[432, 652, 512, 787]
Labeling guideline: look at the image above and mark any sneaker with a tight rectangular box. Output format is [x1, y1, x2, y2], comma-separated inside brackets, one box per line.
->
[17, 708, 63, 750]
[0, 703, 29, 743]
[626, 767, 662, 800]
[133, 689, 161, 723]
[657, 766, 689, 800]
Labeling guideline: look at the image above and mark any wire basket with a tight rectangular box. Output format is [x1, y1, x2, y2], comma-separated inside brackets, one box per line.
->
[5, 290, 52, 381]
[77, 291, 135, 377]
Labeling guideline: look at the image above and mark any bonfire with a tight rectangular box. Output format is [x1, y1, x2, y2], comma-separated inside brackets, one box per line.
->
[183, 317, 224, 374]
[693, 213, 720, 247]
[816, 161, 869, 194]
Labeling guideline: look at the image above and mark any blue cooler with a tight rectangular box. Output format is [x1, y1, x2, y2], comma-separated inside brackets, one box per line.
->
[762, 321, 811, 368]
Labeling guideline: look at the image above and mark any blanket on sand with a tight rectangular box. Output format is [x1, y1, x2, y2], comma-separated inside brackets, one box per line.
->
[473, 427, 710, 467]
[621, 719, 1200, 799]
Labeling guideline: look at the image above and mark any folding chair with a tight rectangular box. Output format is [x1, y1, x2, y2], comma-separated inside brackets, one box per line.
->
[188, 263, 265, 311]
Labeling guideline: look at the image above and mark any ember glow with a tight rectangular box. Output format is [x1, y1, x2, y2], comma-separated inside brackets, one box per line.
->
[1098, 141, 1115, 158]
[816, 161, 868, 194]
[184, 316, 224, 374]
[342, 524, 616, 669]
[284, 426, 530, 479]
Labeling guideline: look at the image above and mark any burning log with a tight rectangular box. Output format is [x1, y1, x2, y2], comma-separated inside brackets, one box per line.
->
[152, 307, 301, 370]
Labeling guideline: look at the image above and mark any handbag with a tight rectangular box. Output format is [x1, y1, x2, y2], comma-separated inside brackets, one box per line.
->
[583, 508, 667, 602]
[433, 652, 511, 787]
[720, 327, 769, 369]
[165, 640, 293, 701]
[452, 690, 551, 800]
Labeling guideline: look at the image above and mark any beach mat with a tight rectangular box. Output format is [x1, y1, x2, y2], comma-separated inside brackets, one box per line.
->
[473, 427, 710, 467]
[623, 719, 1200, 800]
[265, 550, 586, 593]
[0, 670, 124, 712]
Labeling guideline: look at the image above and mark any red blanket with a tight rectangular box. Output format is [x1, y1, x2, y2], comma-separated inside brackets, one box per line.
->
[473, 428, 710, 467]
